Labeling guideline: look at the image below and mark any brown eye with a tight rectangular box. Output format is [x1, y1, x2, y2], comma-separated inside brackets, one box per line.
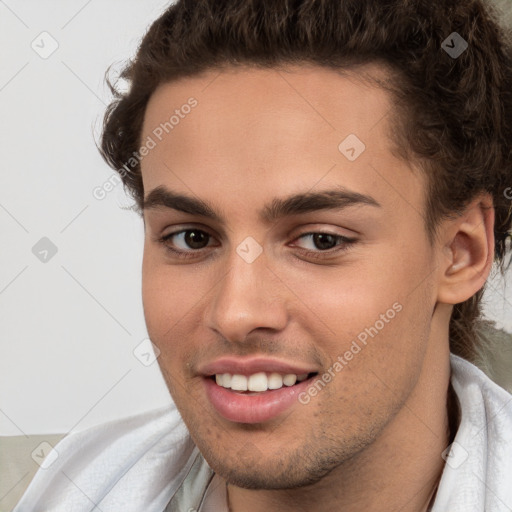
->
[310, 233, 338, 250]
[161, 229, 213, 251]
[182, 230, 210, 249]
[294, 232, 354, 251]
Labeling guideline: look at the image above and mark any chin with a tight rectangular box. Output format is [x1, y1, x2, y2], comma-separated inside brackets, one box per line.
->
[222, 466, 325, 490]
[201, 444, 341, 491]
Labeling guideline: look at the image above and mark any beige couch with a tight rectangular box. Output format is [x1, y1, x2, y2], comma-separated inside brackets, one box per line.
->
[0, 434, 65, 512]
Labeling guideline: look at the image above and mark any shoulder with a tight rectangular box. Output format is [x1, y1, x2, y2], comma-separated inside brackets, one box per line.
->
[450, 352, 512, 440]
[431, 354, 512, 511]
[11, 405, 196, 512]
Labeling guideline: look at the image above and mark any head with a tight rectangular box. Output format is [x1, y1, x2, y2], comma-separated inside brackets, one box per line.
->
[99, 0, 512, 490]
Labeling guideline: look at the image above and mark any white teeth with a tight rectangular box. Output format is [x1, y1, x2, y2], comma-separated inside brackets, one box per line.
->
[248, 372, 268, 392]
[283, 374, 297, 386]
[214, 372, 310, 392]
[230, 374, 248, 391]
[267, 372, 283, 390]
[221, 374, 231, 388]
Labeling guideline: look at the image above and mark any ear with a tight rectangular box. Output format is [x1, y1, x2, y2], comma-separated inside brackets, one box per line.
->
[436, 193, 495, 305]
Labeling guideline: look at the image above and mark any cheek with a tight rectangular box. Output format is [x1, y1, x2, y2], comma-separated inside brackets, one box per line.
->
[280, 252, 419, 338]
[141, 252, 202, 358]
[282, 245, 434, 377]
[142, 239, 205, 312]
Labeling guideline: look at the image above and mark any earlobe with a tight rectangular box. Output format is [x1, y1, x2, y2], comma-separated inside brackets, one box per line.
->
[437, 194, 495, 305]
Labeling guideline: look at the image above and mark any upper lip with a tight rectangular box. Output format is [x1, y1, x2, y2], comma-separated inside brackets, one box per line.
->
[198, 357, 319, 377]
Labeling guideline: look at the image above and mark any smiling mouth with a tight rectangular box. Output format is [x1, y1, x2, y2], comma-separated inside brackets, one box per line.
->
[208, 371, 318, 394]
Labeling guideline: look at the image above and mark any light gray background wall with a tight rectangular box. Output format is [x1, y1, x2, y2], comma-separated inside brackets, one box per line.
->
[0, 0, 175, 436]
[1, 0, 511, 436]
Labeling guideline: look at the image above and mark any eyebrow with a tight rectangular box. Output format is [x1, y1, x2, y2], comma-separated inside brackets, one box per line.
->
[143, 185, 381, 224]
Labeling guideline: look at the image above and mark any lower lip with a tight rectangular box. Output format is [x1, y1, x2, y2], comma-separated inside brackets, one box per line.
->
[203, 376, 315, 424]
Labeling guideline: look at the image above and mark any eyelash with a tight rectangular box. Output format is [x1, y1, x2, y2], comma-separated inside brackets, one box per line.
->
[156, 228, 357, 261]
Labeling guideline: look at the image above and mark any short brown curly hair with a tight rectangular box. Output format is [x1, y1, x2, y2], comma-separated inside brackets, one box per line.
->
[99, 0, 512, 363]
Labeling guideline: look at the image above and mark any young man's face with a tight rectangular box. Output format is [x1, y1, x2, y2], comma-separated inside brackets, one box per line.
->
[140, 64, 445, 488]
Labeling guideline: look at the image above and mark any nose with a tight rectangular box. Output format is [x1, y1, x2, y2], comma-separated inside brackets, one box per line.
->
[205, 248, 289, 343]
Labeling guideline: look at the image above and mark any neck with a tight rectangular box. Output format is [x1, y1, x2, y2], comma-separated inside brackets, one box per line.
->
[226, 318, 456, 512]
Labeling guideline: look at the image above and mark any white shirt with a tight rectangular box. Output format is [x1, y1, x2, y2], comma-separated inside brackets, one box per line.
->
[12, 354, 512, 511]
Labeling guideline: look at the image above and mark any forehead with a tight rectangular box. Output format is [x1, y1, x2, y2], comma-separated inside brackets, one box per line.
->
[140, 63, 425, 218]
